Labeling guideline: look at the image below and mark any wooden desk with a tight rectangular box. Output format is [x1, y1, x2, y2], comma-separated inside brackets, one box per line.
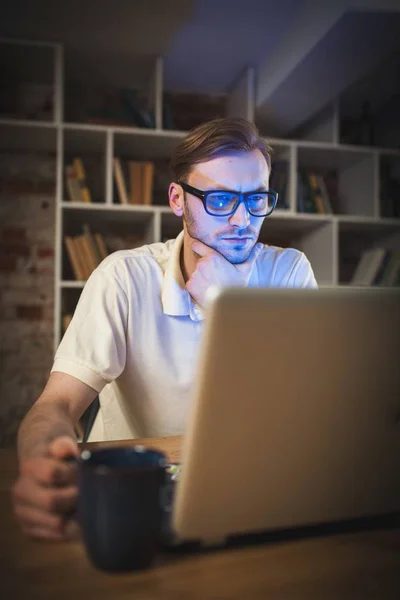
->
[1, 436, 399, 599]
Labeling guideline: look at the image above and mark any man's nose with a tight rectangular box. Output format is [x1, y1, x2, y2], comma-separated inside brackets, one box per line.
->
[228, 200, 250, 228]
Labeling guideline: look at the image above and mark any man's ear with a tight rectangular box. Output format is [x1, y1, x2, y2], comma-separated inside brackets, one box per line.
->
[169, 182, 184, 217]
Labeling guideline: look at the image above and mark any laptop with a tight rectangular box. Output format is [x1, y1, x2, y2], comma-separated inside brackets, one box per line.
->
[162, 286, 400, 550]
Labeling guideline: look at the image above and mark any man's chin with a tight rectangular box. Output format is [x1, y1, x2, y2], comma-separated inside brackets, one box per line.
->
[218, 248, 252, 264]
[216, 239, 254, 263]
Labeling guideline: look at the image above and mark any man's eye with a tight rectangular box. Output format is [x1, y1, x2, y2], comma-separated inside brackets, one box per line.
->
[208, 194, 233, 205]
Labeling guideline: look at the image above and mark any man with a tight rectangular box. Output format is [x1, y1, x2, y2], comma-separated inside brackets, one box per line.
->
[12, 117, 317, 540]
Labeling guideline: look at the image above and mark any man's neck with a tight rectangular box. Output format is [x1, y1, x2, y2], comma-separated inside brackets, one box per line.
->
[180, 231, 197, 284]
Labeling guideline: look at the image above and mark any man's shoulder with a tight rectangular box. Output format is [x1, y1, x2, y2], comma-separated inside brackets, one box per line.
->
[255, 244, 309, 286]
[256, 244, 317, 288]
[259, 244, 304, 265]
[97, 238, 176, 275]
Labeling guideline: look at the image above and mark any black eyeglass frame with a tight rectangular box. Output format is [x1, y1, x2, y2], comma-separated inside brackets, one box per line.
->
[177, 181, 278, 217]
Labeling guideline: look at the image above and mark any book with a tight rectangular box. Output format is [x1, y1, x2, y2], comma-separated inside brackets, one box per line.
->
[317, 174, 333, 214]
[128, 161, 143, 204]
[297, 172, 317, 213]
[65, 230, 109, 281]
[378, 251, 400, 286]
[351, 248, 387, 286]
[372, 250, 392, 284]
[94, 233, 109, 261]
[64, 236, 86, 280]
[142, 162, 155, 205]
[65, 165, 83, 203]
[73, 236, 92, 280]
[308, 173, 326, 214]
[82, 224, 102, 268]
[113, 158, 129, 204]
[73, 158, 92, 203]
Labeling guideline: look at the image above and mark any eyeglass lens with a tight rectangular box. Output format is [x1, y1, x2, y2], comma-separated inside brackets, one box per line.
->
[206, 192, 272, 216]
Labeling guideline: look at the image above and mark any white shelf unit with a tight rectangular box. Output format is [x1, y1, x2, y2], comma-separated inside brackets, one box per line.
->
[1, 38, 399, 351]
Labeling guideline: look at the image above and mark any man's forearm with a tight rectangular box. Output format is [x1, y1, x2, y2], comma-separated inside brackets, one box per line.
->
[17, 400, 77, 461]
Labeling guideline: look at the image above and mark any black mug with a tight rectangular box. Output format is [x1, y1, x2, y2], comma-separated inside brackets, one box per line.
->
[76, 445, 167, 572]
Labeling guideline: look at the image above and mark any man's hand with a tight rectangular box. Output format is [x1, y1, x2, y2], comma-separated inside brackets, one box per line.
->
[186, 240, 263, 309]
[12, 436, 80, 541]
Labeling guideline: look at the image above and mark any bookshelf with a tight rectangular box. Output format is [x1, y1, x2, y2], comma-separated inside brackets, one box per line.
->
[1, 38, 399, 351]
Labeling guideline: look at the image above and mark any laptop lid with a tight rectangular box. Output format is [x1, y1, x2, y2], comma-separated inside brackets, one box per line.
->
[171, 287, 400, 545]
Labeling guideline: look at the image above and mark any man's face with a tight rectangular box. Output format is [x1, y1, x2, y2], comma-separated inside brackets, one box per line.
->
[182, 149, 269, 264]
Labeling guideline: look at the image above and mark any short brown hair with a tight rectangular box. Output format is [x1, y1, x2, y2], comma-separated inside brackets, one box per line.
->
[170, 117, 272, 183]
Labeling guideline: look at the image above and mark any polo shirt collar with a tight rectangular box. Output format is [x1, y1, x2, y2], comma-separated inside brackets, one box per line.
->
[161, 231, 205, 321]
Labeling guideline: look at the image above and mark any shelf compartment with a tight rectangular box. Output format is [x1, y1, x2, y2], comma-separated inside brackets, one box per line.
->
[338, 219, 400, 285]
[62, 126, 108, 204]
[288, 102, 339, 144]
[339, 47, 400, 150]
[64, 52, 160, 129]
[61, 206, 156, 281]
[112, 130, 185, 208]
[162, 66, 254, 132]
[0, 39, 56, 122]
[297, 145, 376, 218]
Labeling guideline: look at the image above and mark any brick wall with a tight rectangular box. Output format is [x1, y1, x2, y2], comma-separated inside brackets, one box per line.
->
[0, 153, 55, 448]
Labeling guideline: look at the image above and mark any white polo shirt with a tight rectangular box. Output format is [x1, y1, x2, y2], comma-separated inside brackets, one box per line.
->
[51, 231, 317, 440]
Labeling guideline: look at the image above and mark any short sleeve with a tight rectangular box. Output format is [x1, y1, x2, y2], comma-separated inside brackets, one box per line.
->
[51, 267, 129, 392]
[288, 253, 318, 288]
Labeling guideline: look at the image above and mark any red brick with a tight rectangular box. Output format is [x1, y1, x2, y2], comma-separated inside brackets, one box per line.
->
[37, 266, 53, 275]
[0, 256, 17, 272]
[38, 247, 54, 259]
[16, 306, 44, 320]
[0, 243, 30, 258]
[0, 181, 55, 195]
[1, 227, 27, 243]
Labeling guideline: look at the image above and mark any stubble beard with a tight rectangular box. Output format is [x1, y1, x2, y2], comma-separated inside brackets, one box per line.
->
[182, 204, 257, 265]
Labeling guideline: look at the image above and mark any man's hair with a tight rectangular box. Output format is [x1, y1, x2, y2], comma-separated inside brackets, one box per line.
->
[170, 117, 272, 183]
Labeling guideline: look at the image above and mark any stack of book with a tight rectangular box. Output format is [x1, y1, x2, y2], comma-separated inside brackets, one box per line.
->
[113, 158, 154, 205]
[351, 248, 400, 286]
[65, 158, 92, 203]
[64, 225, 108, 281]
[297, 171, 334, 214]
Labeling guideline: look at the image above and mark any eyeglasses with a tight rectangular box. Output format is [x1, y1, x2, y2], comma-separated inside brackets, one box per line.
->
[178, 181, 278, 218]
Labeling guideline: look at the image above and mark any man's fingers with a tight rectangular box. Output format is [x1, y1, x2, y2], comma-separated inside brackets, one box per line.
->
[64, 518, 81, 541]
[191, 239, 215, 258]
[13, 477, 77, 514]
[23, 526, 65, 542]
[14, 504, 64, 533]
[48, 436, 79, 461]
[21, 458, 76, 487]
